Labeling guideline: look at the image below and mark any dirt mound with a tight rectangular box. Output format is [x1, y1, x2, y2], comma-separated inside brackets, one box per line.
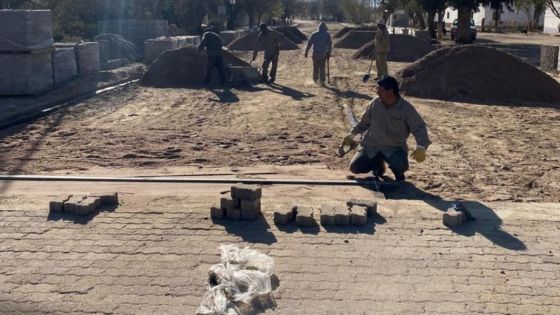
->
[352, 35, 435, 62]
[334, 26, 376, 39]
[334, 31, 376, 49]
[280, 26, 308, 41]
[227, 31, 299, 51]
[274, 27, 303, 44]
[396, 45, 560, 105]
[140, 46, 251, 88]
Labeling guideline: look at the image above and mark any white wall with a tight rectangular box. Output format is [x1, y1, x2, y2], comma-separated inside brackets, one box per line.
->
[544, 4, 560, 34]
[443, 4, 544, 28]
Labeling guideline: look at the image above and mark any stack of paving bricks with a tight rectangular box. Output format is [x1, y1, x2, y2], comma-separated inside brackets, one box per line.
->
[0, 9, 54, 95]
[211, 184, 262, 220]
[97, 19, 168, 55]
[54, 42, 100, 78]
[144, 36, 201, 64]
[273, 199, 377, 227]
[49, 193, 118, 215]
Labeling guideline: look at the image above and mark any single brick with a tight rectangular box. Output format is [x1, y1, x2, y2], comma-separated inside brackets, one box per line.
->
[240, 199, 261, 213]
[231, 184, 262, 200]
[226, 208, 241, 220]
[233, 197, 241, 208]
[273, 203, 295, 225]
[74, 197, 100, 215]
[347, 199, 378, 216]
[295, 206, 316, 227]
[210, 206, 224, 219]
[220, 197, 235, 210]
[443, 209, 465, 227]
[63, 195, 86, 213]
[241, 209, 259, 220]
[49, 195, 72, 212]
[350, 205, 368, 226]
[100, 192, 119, 205]
[335, 206, 350, 226]
[320, 204, 336, 226]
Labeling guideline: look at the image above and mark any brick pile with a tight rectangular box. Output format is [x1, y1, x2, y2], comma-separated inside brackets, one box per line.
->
[49, 193, 118, 215]
[211, 184, 262, 220]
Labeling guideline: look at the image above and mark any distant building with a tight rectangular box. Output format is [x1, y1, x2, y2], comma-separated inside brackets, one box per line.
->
[443, 4, 544, 29]
[544, 2, 560, 34]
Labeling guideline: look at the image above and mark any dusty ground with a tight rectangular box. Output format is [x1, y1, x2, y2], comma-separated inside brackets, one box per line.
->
[0, 21, 559, 204]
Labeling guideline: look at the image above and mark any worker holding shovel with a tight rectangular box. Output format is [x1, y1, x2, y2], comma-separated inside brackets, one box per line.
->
[363, 19, 391, 83]
[305, 22, 332, 86]
[340, 76, 430, 182]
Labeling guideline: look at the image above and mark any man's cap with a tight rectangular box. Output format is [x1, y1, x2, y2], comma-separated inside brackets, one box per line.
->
[377, 75, 399, 94]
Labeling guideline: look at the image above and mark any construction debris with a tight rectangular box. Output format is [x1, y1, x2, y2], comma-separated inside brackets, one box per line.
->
[396, 45, 560, 105]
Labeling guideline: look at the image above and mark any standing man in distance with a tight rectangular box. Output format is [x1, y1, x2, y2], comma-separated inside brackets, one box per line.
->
[374, 19, 390, 80]
[341, 75, 430, 182]
[305, 22, 332, 86]
[198, 26, 226, 85]
[252, 23, 284, 84]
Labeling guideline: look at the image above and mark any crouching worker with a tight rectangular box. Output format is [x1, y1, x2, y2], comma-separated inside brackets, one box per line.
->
[341, 75, 431, 182]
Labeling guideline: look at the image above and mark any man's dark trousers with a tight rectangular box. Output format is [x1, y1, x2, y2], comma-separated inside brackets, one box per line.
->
[349, 148, 409, 181]
[205, 55, 225, 84]
[261, 54, 279, 83]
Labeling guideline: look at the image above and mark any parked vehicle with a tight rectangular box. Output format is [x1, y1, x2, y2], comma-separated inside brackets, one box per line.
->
[450, 19, 477, 41]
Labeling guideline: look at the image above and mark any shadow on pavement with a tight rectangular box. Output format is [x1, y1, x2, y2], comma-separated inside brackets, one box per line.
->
[212, 216, 278, 245]
[379, 181, 527, 251]
[267, 83, 316, 100]
[208, 86, 240, 103]
[47, 204, 118, 225]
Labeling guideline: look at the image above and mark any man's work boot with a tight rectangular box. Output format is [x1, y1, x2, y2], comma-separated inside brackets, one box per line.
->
[373, 160, 386, 178]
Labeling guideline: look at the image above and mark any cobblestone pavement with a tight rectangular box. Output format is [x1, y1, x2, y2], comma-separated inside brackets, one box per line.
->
[1, 188, 559, 314]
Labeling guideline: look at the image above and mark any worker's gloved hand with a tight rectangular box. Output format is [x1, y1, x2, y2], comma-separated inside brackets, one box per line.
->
[341, 133, 357, 147]
[411, 146, 426, 163]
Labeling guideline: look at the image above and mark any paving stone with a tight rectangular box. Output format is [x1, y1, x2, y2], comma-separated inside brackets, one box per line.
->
[74, 197, 100, 215]
[99, 193, 119, 206]
[226, 207, 241, 220]
[334, 206, 350, 226]
[63, 196, 86, 213]
[210, 207, 224, 219]
[240, 209, 259, 220]
[231, 184, 262, 200]
[273, 203, 295, 225]
[220, 197, 235, 211]
[295, 206, 316, 226]
[319, 204, 336, 226]
[347, 199, 378, 216]
[350, 206, 368, 226]
[240, 199, 261, 213]
[443, 209, 465, 227]
[49, 195, 72, 212]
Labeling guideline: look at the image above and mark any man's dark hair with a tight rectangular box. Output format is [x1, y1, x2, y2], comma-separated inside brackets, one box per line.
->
[259, 23, 268, 32]
[377, 75, 400, 96]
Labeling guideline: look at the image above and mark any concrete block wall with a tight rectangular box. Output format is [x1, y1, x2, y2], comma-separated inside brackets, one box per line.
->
[0, 52, 53, 95]
[97, 20, 168, 53]
[0, 10, 53, 52]
[76, 42, 100, 76]
[53, 46, 78, 85]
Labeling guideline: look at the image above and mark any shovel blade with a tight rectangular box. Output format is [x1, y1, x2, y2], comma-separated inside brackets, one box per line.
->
[362, 74, 370, 83]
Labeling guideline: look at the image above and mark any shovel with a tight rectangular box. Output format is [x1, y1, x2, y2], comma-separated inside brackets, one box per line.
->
[362, 55, 375, 83]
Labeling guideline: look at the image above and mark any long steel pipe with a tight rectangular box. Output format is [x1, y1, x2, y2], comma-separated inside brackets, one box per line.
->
[0, 175, 390, 187]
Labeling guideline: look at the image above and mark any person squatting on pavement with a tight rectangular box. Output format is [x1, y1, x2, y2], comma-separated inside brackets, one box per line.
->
[252, 23, 284, 84]
[305, 22, 332, 86]
[374, 19, 390, 80]
[198, 26, 225, 85]
[341, 75, 431, 182]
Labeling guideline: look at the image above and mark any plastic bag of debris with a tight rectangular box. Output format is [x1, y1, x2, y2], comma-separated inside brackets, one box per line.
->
[196, 245, 275, 315]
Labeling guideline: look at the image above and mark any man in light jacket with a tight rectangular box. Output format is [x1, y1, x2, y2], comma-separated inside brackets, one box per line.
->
[374, 19, 390, 79]
[305, 22, 332, 86]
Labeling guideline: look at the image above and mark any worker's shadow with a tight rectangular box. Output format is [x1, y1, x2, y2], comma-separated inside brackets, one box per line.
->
[207, 86, 240, 103]
[212, 216, 278, 245]
[267, 83, 316, 100]
[325, 85, 371, 101]
[378, 181, 526, 251]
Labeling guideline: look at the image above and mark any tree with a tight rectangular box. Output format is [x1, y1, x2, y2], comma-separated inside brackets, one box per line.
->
[514, 0, 546, 30]
[448, 0, 512, 43]
[545, 0, 560, 19]
[418, 0, 446, 38]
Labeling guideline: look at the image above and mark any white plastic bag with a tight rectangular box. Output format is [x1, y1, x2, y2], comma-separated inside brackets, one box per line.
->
[197, 245, 275, 314]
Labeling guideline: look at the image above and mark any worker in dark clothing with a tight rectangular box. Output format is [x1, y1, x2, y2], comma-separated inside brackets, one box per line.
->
[252, 23, 284, 84]
[198, 27, 225, 85]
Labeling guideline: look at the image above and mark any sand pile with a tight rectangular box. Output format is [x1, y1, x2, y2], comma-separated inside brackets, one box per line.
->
[334, 26, 376, 39]
[280, 26, 308, 41]
[227, 31, 299, 51]
[352, 35, 435, 62]
[275, 27, 303, 44]
[334, 31, 376, 49]
[396, 45, 560, 105]
[140, 46, 251, 88]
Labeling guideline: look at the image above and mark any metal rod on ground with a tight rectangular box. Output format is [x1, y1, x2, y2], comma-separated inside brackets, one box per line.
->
[0, 175, 393, 187]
